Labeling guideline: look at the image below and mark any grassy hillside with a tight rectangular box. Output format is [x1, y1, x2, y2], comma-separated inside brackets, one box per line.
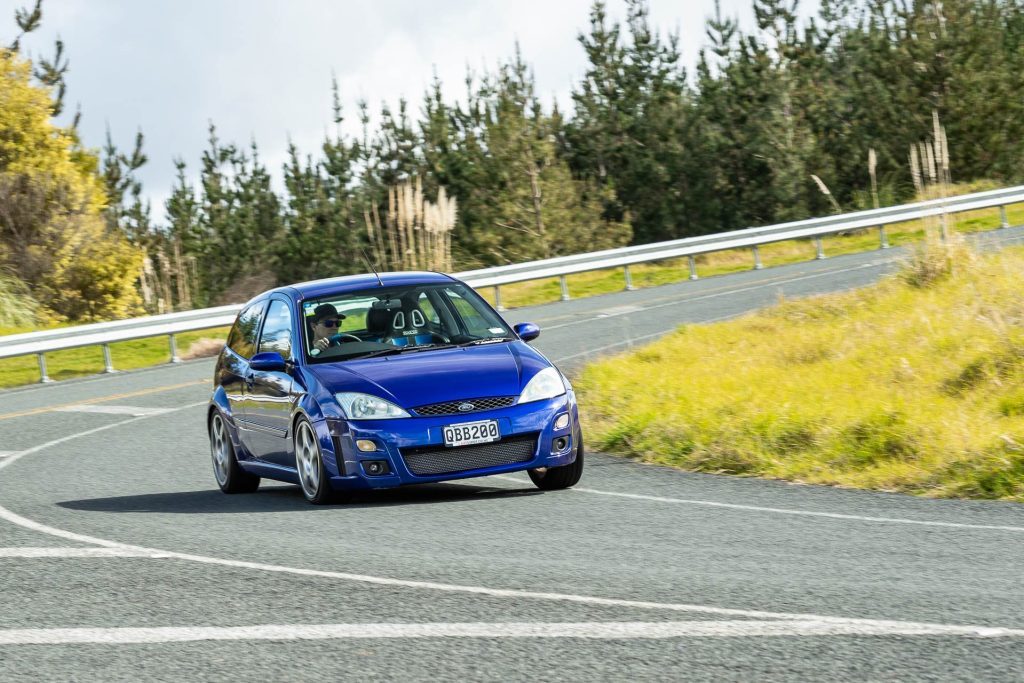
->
[577, 241, 1024, 501]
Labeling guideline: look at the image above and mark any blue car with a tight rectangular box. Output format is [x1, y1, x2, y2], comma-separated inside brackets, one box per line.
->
[207, 272, 583, 504]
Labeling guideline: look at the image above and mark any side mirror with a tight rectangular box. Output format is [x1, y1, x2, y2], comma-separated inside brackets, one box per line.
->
[250, 351, 287, 372]
[514, 322, 541, 343]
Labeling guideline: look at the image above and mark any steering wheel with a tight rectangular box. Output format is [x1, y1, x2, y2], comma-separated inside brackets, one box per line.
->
[428, 331, 451, 344]
[333, 333, 363, 343]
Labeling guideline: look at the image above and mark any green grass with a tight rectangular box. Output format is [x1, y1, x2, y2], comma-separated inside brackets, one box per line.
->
[478, 199, 1024, 310]
[576, 242, 1024, 501]
[0, 327, 229, 389]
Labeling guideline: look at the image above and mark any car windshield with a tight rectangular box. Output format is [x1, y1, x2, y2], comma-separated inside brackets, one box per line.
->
[301, 282, 514, 363]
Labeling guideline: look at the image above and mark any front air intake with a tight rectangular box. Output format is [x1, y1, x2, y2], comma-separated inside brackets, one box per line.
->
[401, 433, 538, 476]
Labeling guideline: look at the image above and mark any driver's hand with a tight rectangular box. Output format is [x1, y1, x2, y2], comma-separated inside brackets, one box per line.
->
[314, 338, 330, 350]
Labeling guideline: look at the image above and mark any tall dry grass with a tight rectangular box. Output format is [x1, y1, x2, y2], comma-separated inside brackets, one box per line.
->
[365, 178, 457, 272]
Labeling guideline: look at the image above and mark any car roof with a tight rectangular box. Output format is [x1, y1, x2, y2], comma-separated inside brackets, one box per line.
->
[255, 271, 459, 304]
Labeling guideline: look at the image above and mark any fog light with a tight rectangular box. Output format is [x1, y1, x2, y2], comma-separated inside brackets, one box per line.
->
[363, 460, 390, 476]
[355, 439, 377, 452]
[554, 414, 570, 431]
[553, 437, 568, 452]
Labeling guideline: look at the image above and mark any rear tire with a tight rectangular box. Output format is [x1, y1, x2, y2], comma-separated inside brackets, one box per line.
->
[294, 417, 347, 505]
[210, 412, 260, 494]
[529, 438, 584, 490]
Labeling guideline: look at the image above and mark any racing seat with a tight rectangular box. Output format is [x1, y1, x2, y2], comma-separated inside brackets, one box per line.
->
[365, 306, 417, 346]
[394, 301, 439, 346]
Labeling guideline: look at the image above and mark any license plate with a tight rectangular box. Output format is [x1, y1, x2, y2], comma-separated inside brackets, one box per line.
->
[443, 419, 500, 447]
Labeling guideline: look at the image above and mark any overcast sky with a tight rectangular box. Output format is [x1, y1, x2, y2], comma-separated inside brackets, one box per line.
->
[4, 0, 818, 218]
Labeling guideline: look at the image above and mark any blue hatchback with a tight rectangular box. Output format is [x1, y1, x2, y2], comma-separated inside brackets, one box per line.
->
[207, 272, 583, 504]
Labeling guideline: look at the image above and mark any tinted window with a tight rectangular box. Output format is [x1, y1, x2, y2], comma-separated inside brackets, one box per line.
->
[226, 302, 265, 359]
[258, 300, 293, 358]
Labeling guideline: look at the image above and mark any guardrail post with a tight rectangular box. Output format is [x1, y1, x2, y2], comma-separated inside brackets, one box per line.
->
[37, 353, 52, 383]
[102, 344, 115, 373]
[493, 286, 505, 312]
[169, 334, 181, 364]
[752, 245, 763, 270]
[814, 237, 825, 259]
[879, 225, 890, 249]
[688, 256, 698, 280]
[559, 276, 570, 301]
[999, 205, 1009, 228]
[623, 266, 635, 291]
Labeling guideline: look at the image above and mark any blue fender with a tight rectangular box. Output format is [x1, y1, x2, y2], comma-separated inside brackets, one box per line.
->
[290, 393, 344, 479]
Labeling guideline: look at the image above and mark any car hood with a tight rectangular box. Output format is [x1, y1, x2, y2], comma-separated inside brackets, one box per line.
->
[306, 342, 552, 409]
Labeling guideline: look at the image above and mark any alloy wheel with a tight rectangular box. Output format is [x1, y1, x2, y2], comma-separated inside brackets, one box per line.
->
[210, 414, 230, 487]
[296, 421, 321, 499]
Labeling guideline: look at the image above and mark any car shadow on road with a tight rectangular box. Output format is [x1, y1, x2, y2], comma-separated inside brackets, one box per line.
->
[56, 482, 544, 514]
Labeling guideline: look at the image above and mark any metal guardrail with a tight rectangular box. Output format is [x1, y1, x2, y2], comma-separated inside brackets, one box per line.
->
[2, 184, 1022, 382]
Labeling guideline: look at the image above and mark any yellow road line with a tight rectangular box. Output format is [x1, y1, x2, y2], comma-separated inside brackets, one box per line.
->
[0, 379, 208, 421]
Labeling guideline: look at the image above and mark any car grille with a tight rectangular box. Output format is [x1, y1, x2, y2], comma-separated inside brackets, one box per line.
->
[412, 396, 517, 417]
[401, 433, 538, 476]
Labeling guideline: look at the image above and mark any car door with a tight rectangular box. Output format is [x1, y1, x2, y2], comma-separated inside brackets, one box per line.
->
[219, 301, 266, 444]
[244, 297, 298, 467]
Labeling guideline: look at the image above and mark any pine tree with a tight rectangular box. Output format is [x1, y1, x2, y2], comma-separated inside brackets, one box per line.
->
[566, 0, 688, 243]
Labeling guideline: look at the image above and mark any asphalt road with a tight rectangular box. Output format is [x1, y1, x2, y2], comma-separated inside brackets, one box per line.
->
[2, 232, 1024, 681]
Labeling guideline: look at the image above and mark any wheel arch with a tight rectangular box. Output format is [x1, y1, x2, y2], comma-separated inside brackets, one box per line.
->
[208, 385, 232, 430]
[290, 394, 344, 479]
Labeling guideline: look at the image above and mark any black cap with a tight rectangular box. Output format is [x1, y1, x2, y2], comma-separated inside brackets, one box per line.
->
[312, 303, 345, 324]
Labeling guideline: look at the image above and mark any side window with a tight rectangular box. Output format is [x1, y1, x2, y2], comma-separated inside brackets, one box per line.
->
[258, 300, 293, 358]
[226, 302, 265, 359]
[417, 292, 440, 324]
[445, 288, 491, 335]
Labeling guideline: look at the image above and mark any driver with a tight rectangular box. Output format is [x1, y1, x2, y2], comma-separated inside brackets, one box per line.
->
[310, 304, 346, 351]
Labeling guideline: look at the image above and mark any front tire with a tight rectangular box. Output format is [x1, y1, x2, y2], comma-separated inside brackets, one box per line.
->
[294, 418, 346, 505]
[210, 412, 260, 494]
[529, 438, 584, 490]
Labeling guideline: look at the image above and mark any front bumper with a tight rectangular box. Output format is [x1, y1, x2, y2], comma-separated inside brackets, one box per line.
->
[318, 393, 580, 490]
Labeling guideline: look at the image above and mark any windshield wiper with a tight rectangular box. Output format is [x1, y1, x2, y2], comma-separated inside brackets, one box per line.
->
[344, 347, 406, 360]
[460, 336, 514, 346]
[395, 343, 458, 353]
[345, 343, 457, 360]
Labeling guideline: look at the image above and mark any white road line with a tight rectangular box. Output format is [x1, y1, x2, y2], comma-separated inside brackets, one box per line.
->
[0, 547, 167, 558]
[53, 404, 173, 417]
[1, 502, 1020, 636]
[0, 401, 208, 474]
[0, 620, 1019, 646]
[490, 474, 1024, 533]
[0, 451, 19, 459]
[1, 396, 1021, 638]
[541, 261, 883, 332]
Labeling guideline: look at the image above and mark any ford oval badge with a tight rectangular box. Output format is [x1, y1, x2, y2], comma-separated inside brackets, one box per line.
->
[458, 402, 475, 412]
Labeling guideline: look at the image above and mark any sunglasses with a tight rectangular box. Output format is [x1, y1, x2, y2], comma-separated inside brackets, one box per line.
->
[318, 319, 340, 329]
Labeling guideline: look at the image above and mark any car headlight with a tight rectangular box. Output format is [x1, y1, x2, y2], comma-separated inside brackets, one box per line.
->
[518, 367, 567, 404]
[335, 392, 411, 420]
